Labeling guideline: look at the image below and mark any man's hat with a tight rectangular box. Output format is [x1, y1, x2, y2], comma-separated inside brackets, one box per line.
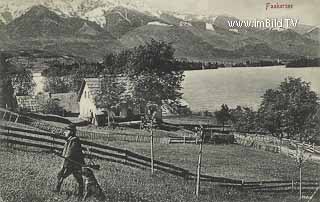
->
[66, 123, 76, 132]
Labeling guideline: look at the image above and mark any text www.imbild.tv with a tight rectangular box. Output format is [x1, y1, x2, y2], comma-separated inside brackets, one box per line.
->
[227, 18, 299, 29]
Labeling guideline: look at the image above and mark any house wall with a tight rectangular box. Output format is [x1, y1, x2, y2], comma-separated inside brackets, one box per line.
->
[79, 83, 97, 121]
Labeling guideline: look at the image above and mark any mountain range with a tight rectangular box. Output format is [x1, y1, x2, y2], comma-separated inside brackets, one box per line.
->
[0, 1, 319, 62]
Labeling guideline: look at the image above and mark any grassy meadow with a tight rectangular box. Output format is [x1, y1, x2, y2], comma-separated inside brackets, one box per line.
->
[1, 141, 320, 202]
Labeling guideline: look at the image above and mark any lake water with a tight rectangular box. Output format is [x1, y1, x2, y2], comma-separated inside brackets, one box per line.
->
[182, 66, 320, 112]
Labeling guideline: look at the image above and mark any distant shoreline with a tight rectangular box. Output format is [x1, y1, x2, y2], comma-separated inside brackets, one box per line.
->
[182, 65, 286, 71]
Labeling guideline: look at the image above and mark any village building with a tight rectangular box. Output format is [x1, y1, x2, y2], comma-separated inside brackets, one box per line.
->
[179, 21, 192, 27]
[16, 95, 43, 112]
[16, 92, 79, 115]
[78, 77, 143, 126]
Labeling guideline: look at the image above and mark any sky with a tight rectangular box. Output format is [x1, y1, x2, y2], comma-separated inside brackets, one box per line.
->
[1, 0, 319, 26]
[147, 0, 320, 26]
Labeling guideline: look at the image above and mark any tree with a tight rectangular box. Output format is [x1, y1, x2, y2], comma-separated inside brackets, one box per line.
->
[0, 54, 15, 109]
[11, 69, 35, 96]
[214, 104, 231, 131]
[94, 74, 126, 127]
[259, 77, 319, 141]
[39, 98, 63, 115]
[44, 76, 72, 94]
[129, 39, 184, 107]
[230, 106, 258, 133]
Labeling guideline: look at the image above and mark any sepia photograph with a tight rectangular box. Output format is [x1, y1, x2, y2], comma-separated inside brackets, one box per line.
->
[0, 0, 320, 201]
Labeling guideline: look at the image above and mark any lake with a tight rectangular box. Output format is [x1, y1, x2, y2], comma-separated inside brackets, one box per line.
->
[182, 66, 320, 112]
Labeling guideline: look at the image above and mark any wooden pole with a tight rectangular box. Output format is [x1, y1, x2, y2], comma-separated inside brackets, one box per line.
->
[196, 127, 204, 197]
[299, 165, 302, 201]
[9, 113, 12, 122]
[313, 143, 315, 153]
[15, 115, 19, 123]
[2, 111, 6, 120]
[150, 121, 154, 174]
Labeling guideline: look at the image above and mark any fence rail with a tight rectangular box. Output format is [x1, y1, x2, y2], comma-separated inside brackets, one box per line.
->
[1, 124, 319, 194]
[2, 108, 320, 195]
[234, 132, 320, 157]
[0, 125, 240, 184]
[168, 137, 200, 144]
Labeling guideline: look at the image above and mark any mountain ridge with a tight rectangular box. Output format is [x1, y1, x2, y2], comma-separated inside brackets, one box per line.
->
[1, 5, 319, 61]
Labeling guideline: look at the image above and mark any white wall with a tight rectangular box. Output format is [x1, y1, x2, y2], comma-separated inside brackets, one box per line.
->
[79, 83, 97, 120]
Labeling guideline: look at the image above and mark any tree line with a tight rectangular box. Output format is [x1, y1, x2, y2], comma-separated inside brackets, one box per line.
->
[231, 60, 283, 67]
[286, 58, 320, 68]
[215, 77, 320, 142]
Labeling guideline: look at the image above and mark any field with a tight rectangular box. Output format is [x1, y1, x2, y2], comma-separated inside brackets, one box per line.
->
[1, 141, 320, 202]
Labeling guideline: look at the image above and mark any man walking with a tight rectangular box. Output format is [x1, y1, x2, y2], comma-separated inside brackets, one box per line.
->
[55, 124, 85, 197]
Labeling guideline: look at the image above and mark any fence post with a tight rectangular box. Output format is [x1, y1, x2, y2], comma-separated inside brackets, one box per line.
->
[6, 123, 9, 149]
[150, 121, 154, 175]
[313, 143, 315, 153]
[241, 180, 244, 190]
[8, 113, 12, 122]
[292, 179, 294, 192]
[300, 165, 302, 201]
[2, 111, 6, 120]
[279, 139, 282, 153]
[15, 115, 19, 123]
[196, 126, 204, 197]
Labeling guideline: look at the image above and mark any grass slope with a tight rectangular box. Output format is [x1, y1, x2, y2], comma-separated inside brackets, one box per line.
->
[1, 141, 319, 201]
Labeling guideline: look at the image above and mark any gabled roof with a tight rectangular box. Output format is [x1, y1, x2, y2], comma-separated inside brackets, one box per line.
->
[16, 94, 46, 112]
[77, 76, 132, 103]
[77, 78, 102, 101]
[16, 92, 79, 113]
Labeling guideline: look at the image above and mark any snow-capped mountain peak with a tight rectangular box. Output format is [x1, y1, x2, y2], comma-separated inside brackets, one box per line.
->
[0, 0, 159, 26]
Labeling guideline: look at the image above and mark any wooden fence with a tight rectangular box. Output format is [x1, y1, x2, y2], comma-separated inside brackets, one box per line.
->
[1, 124, 320, 197]
[167, 136, 200, 144]
[0, 107, 165, 143]
[242, 180, 320, 193]
[0, 124, 241, 184]
[234, 133, 281, 154]
[2, 108, 320, 196]
[234, 132, 320, 156]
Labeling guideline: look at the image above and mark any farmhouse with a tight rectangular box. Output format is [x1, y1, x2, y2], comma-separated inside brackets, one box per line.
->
[78, 78, 142, 126]
[16, 94, 43, 112]
[16, 92, 79, 115]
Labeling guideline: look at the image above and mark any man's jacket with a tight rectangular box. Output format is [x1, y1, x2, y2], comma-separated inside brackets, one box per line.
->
[62, 136, 85, 169]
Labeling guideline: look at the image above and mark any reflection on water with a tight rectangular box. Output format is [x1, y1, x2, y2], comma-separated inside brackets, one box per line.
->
[182, 66, 320, 112]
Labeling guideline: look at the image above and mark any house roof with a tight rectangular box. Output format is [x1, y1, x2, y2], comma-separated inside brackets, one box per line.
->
[16, 92, 79, 113]
[78, 78, 102, 102]
[78, 76, 132, 104]
[16, 94, 46, 112]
